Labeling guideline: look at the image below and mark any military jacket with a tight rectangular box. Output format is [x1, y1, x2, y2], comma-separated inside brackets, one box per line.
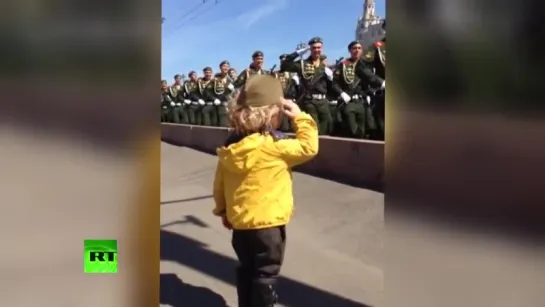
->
[210, 73, 234, 101]
[273, 71, 298, 99]
[363, 41, 386, 79]
[333, 59, 364, 95]
[183, 80, 201, 101]
[197, 78, 216, 102]
[168, 83, 184, 102]
[280, 56, 331, 95]
[161, 89, 172, 107]
[232, 66, 268, 88]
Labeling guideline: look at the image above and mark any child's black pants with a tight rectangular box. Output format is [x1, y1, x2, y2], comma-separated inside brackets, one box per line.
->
[231, 225, 286, 307]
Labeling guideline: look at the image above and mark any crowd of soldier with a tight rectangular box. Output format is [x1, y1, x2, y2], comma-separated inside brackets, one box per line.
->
[161, 23, 386, 140]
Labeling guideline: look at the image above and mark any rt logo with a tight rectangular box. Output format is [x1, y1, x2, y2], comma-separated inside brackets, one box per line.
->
[84, 239, 118, 274]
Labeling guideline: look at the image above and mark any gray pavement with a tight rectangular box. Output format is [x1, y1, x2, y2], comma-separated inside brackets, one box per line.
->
[160, 143, 384, 307]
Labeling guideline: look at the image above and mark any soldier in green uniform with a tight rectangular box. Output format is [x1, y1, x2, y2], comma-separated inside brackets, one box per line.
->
[183, 71, 203, 125]
[362, 20, 386, 139]
[199, 67, 217, 126]
[211, 60, 236, 127]
[334, 40, 385, 138]
[167, 74, 188, 124]
[280, 37, 335, 135]
[228, 68, 237, 82]
[271, 64, 299, 132]
[321, 54, 340, 135]
[161, 80, 172, 122]
[232, 51, 268, 89]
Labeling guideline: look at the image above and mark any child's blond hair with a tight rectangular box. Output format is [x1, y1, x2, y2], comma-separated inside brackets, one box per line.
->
[227, 75, 283, 135]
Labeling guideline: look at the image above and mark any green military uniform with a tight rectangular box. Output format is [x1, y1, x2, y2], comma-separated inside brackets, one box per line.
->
[183, 71, 202, 125]
[168, 78, 188, 124]
[273, 70, 299, 132]
[199, 67, 217, 126]
[362, 21, 386, 139]
[280, 37, 333, 135]
[233, 51, 268, 89]
[211, 72, 235, 127]
[333, 57, 375, 138]
[161, 80, 172, 122]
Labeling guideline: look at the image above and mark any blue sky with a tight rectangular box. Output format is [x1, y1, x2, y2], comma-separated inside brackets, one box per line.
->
[162, 0, 385, 80]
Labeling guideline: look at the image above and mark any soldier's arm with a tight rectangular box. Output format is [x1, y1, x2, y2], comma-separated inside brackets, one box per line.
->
[203, 83, 216, 101]
[356, 61, 384, 88]
[331, 64, 345, 96]
[280, 55, 301, 73]
[232, 70, 247, 88]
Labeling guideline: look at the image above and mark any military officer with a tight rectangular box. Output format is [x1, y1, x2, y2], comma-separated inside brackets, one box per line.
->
[232, 51, 268, 88]
[271, 68, 299, 132]
[211, 60, 236, 127]
[199, 67, 217, 126]
[228, 68, 237, 82]
[363, 20, 386, 139]
[280, 37, 335, 135]
[183, 71, 203, 125]
[167, 74, 188, 124]
[332, 41, 379, 138]
[161, 80, 172, 122]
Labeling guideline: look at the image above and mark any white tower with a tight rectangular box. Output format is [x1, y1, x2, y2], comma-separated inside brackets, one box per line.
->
[355, 0, 384, 47]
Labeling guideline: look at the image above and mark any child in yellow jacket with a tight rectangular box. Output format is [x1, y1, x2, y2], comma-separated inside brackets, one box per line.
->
[212, 75, 318, 307]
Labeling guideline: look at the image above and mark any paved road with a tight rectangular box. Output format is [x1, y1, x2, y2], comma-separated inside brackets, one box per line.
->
[160, 143, 384, 307]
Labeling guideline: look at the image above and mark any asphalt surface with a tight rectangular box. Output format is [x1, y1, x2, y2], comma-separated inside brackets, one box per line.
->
[160, 143, 384, 307]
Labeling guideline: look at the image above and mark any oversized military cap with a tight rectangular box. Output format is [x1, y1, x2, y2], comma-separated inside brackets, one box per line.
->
[203, 66, 212, 72]
[188, 71, 196, 76]
[252, 50, 264, 58]
[278, 54, 288, 60]
[348, 40, 361, 50]
[174, 74, 182, 79]
[219, 60, 230, 67]
[308, 37, 323, 45]
[237, 75, 282, 108]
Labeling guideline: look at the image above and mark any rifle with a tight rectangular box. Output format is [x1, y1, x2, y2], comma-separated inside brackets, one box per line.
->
[335, 57, 344, 66]
[269, 64, 277, 75]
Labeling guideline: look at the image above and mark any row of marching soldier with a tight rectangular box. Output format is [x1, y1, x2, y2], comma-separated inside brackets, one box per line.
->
[161, 21, 386, 140]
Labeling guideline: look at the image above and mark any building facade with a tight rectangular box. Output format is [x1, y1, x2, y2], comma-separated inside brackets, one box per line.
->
[355, 0, 385, 47]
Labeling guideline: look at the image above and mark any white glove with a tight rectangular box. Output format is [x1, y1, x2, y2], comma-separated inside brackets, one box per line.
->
[227, 83, 234, 91]
[295, 46, 310, 56]
[184, 99, 191, 104]
[214, 99, 221, 105]
[198, 99, 205, 105]
[162, 106, 167, 109]
[366, 96, 371, 105]
[176, 102, 182, 106]
[324, 67, 333, 80]
[381, 81, 385, 89]
[292, 75, 299, 85]
[170, 102, 175, 107]
[340, 92, 351, 103]
[329, 100, 337, 105]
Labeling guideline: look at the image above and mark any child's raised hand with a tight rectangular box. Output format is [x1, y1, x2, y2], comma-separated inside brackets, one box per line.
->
[281, 98, 301, 119]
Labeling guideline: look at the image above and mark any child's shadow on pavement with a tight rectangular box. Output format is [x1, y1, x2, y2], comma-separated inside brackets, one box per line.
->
[160, 273, 227, 307]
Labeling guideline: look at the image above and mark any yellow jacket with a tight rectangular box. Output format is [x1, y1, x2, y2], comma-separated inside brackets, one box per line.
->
[212, 113, 319, 229]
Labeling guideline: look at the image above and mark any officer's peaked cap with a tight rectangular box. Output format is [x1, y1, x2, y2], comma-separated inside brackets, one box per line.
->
[188, 71, 196, 76]
[174, 74, 182, 79]
[203, 66, 212, 72]
[219, 60, 230, 67]
[252, 50, 264, 58]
